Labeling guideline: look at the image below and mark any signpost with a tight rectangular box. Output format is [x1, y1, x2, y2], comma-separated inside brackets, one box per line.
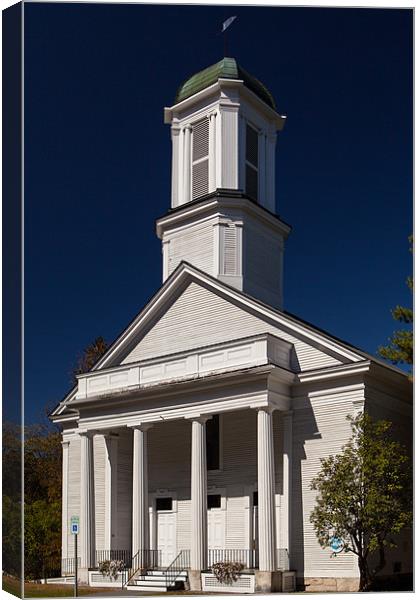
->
[330, 536, 344, 554]
[70, 516, 80, 597]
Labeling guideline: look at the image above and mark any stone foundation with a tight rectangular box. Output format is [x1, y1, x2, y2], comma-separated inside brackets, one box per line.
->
[77, 567, 89, 585]
[188, 569, 202, 591]
[302, 577, 359, 592]
[255, 571, 282, 593]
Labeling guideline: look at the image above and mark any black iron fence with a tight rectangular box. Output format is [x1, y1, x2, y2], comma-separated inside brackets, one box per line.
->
[122, 549, 162, 588]
[165, 549, 190, 588]
[95, 549, 133, 568]
[208, 549, 259, 569]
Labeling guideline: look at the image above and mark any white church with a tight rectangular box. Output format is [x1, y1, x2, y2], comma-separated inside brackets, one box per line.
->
[50, 57, 412, 593]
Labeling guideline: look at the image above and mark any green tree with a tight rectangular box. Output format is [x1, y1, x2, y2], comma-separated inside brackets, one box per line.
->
[378, 236, 413, 372]
[310, 413, 412, 591]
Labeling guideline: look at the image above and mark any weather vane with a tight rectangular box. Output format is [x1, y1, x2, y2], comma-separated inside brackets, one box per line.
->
[220, 15, 237, 58]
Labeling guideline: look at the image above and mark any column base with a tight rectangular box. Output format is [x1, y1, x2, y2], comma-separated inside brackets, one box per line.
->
[77, 568, 89, 585]
[187, 569, 202, 591]
[255, 570, 282, 593]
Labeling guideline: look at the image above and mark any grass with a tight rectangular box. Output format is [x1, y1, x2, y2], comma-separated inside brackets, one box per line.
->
[3, 575, 121, 598]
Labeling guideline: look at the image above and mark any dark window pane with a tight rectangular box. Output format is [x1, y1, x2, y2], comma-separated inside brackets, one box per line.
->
[246, 124, 259, 167]
[253, 491, 258, 506]
[156, 497, 172, 511]
[206, 415, 220, 470]
[208, 494, 221, 509]
[246, 165, 258, 200]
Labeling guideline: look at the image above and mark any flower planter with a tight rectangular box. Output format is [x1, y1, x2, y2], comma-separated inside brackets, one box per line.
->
[88, 570, 125, 587]
[201, 572, 255, 593]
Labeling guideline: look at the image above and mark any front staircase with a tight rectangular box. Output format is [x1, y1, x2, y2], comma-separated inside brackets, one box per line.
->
[123, 550, 191, 591]
[125, 568, 188, 592]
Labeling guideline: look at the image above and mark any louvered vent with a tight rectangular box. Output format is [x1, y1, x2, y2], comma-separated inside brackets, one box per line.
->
[223, 225, 237, 275]
[246, 124, 259, 200]
[192, 160, 209, 200]
[192, 118, 209, 200]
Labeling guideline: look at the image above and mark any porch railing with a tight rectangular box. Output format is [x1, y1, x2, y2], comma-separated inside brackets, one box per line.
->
[95, 549, 132, 568]
[164, 550, 190, 589]
[208, 549, 258, 570]
[207, 548, 289, 571]
[276, 548, 290, 571]
[122, 549, 162, 588]
[61, 557, 81, 576]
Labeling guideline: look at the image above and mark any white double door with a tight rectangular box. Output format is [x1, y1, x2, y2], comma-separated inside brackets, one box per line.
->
[154, 500, 226, 567]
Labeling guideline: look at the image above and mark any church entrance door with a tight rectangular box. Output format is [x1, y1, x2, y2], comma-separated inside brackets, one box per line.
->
[156, 497, 177, 567]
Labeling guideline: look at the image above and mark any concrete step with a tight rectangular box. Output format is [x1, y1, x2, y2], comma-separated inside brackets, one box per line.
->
[126, 584, 168, 592]
[135, 574, 188, 583]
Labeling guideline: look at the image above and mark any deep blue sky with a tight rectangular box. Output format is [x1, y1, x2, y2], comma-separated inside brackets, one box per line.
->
[22, 4, 412, 424]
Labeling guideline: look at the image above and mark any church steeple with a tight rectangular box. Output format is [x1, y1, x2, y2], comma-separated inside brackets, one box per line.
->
[157, 58, 291, 309]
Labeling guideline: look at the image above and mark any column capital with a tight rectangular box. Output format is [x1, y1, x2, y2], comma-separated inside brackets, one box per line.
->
[129, 423, 154, 432]
[61, 440, 70, 448]
[257, 405, 276, 415]
[184, 124, 193, 133]
[185, 414, 211, 424]
[78, 429, 96, 439]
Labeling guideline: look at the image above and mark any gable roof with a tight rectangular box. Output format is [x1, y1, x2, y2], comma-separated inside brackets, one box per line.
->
[50, 261, 407, 418]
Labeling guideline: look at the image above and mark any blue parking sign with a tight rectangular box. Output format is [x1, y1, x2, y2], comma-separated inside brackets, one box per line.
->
[70, 515, 79, 535]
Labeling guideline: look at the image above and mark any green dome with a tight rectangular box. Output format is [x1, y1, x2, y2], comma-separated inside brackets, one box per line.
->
[175, 57, 276, 110]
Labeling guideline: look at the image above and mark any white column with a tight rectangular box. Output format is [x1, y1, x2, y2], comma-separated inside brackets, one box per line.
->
[61, 440, 70, 566]
[178, 127, 184, 205]
[79, 431, 95, 569]
[281, 411, 293, 569]
[257, 408, 276, 572]
[209, 112, 217, 192]
[183, 125, 192, 204]
[266, 131, 277, 213]
[132, 424, 152, 565]
[171, 125, 181, 208]
[238, 113, 246, 192]
[104, 433, 118, 552]
[190, 416, 209, 571]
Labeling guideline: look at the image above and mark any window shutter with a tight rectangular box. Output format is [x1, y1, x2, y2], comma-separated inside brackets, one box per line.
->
[223, 225, 238, 275]
[192, 118, 209, 200]
[246, 124, 259, 200]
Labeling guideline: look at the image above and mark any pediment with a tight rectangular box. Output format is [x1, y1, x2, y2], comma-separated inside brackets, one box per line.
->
[94, 263, 364, 372]
[51, 262, 365, 418]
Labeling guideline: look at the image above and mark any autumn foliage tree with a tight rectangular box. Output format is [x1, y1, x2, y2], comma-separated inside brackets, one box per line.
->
[21, 336, 109, 580]
[310, 413, 412, 591]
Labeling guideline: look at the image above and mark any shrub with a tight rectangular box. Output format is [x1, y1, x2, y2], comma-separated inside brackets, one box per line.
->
[98, 559, 125, 581]
[211, 561, 244, 584]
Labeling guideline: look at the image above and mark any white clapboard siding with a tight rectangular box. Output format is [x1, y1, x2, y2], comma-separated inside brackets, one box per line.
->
[115, 431, 133, 551]
[244, 221, 282, 294]
[93, 436, 106, 551]
[176, 495, 192, 552]
[66, 436, 81, 558]
[121, 281, 341, 371]
[167, 222, 214, 276]
[291, 396, 358, 578]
